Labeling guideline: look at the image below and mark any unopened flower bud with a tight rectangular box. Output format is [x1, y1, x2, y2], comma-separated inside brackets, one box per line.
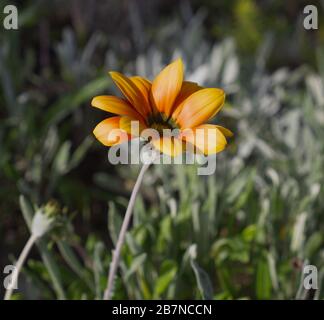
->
[31, 202, 59, 238]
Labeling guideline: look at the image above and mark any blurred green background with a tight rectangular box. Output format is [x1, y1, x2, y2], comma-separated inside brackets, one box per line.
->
[1, 0, 324, 299]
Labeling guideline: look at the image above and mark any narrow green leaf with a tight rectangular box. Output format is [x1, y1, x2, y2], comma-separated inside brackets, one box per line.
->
[190, 259, 214, 300]
[125, 253, 147, 280]
[154, 261, 177, 298]
[256, 258, 272, 299]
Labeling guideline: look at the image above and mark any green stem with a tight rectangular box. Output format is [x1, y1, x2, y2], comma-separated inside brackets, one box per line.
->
[103, 163, 150, 300]
[4, 234, 37, 300]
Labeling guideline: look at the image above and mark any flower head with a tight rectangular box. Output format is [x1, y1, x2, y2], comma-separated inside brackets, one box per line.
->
[31, 202, 59, 238]
[92, 58, 233, 156]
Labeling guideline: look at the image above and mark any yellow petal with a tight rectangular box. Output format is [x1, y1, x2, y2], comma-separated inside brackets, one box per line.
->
[180, 124, 228, 155]
[91, 95, 143, 120]
[215, 125, 233, 137]
[119, 116, 147, 136]
[151, 58, 184, 117]
[130, 76, 151, 93]
[109, 71, 147, 117]
[129, 76, 152, 115]
[176, 88, 225, 129]
[93, 117, 130, 146]
[151, 137, 185, 157]
[172, 81, 202, 120]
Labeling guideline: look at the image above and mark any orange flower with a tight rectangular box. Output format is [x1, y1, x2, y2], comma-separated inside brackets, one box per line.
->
[92, 58, 233, 156]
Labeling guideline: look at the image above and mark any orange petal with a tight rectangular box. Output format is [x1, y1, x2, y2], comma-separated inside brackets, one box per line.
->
[109, 71, 148, 117]
[151, 137, 185, 157]
[119, 116, 147, 136]
[130, 76, 151, 93]
[151, 58, 184, 117]
[129, 76, 152, 115]
[176, 88, 225, 129]
[180, 124, 228, 155]
[93, 117, 130, 146]
[172, 81, 202, 120]
[91, 95, 143, 120]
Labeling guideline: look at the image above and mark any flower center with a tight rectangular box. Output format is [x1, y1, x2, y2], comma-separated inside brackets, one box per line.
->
[148, 113, 179, 136]
[150, 122, 170, 132]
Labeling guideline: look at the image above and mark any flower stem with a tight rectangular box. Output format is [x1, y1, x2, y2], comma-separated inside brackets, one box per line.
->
[4, 234, 38, 300]
[104, 163, 150, 300]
